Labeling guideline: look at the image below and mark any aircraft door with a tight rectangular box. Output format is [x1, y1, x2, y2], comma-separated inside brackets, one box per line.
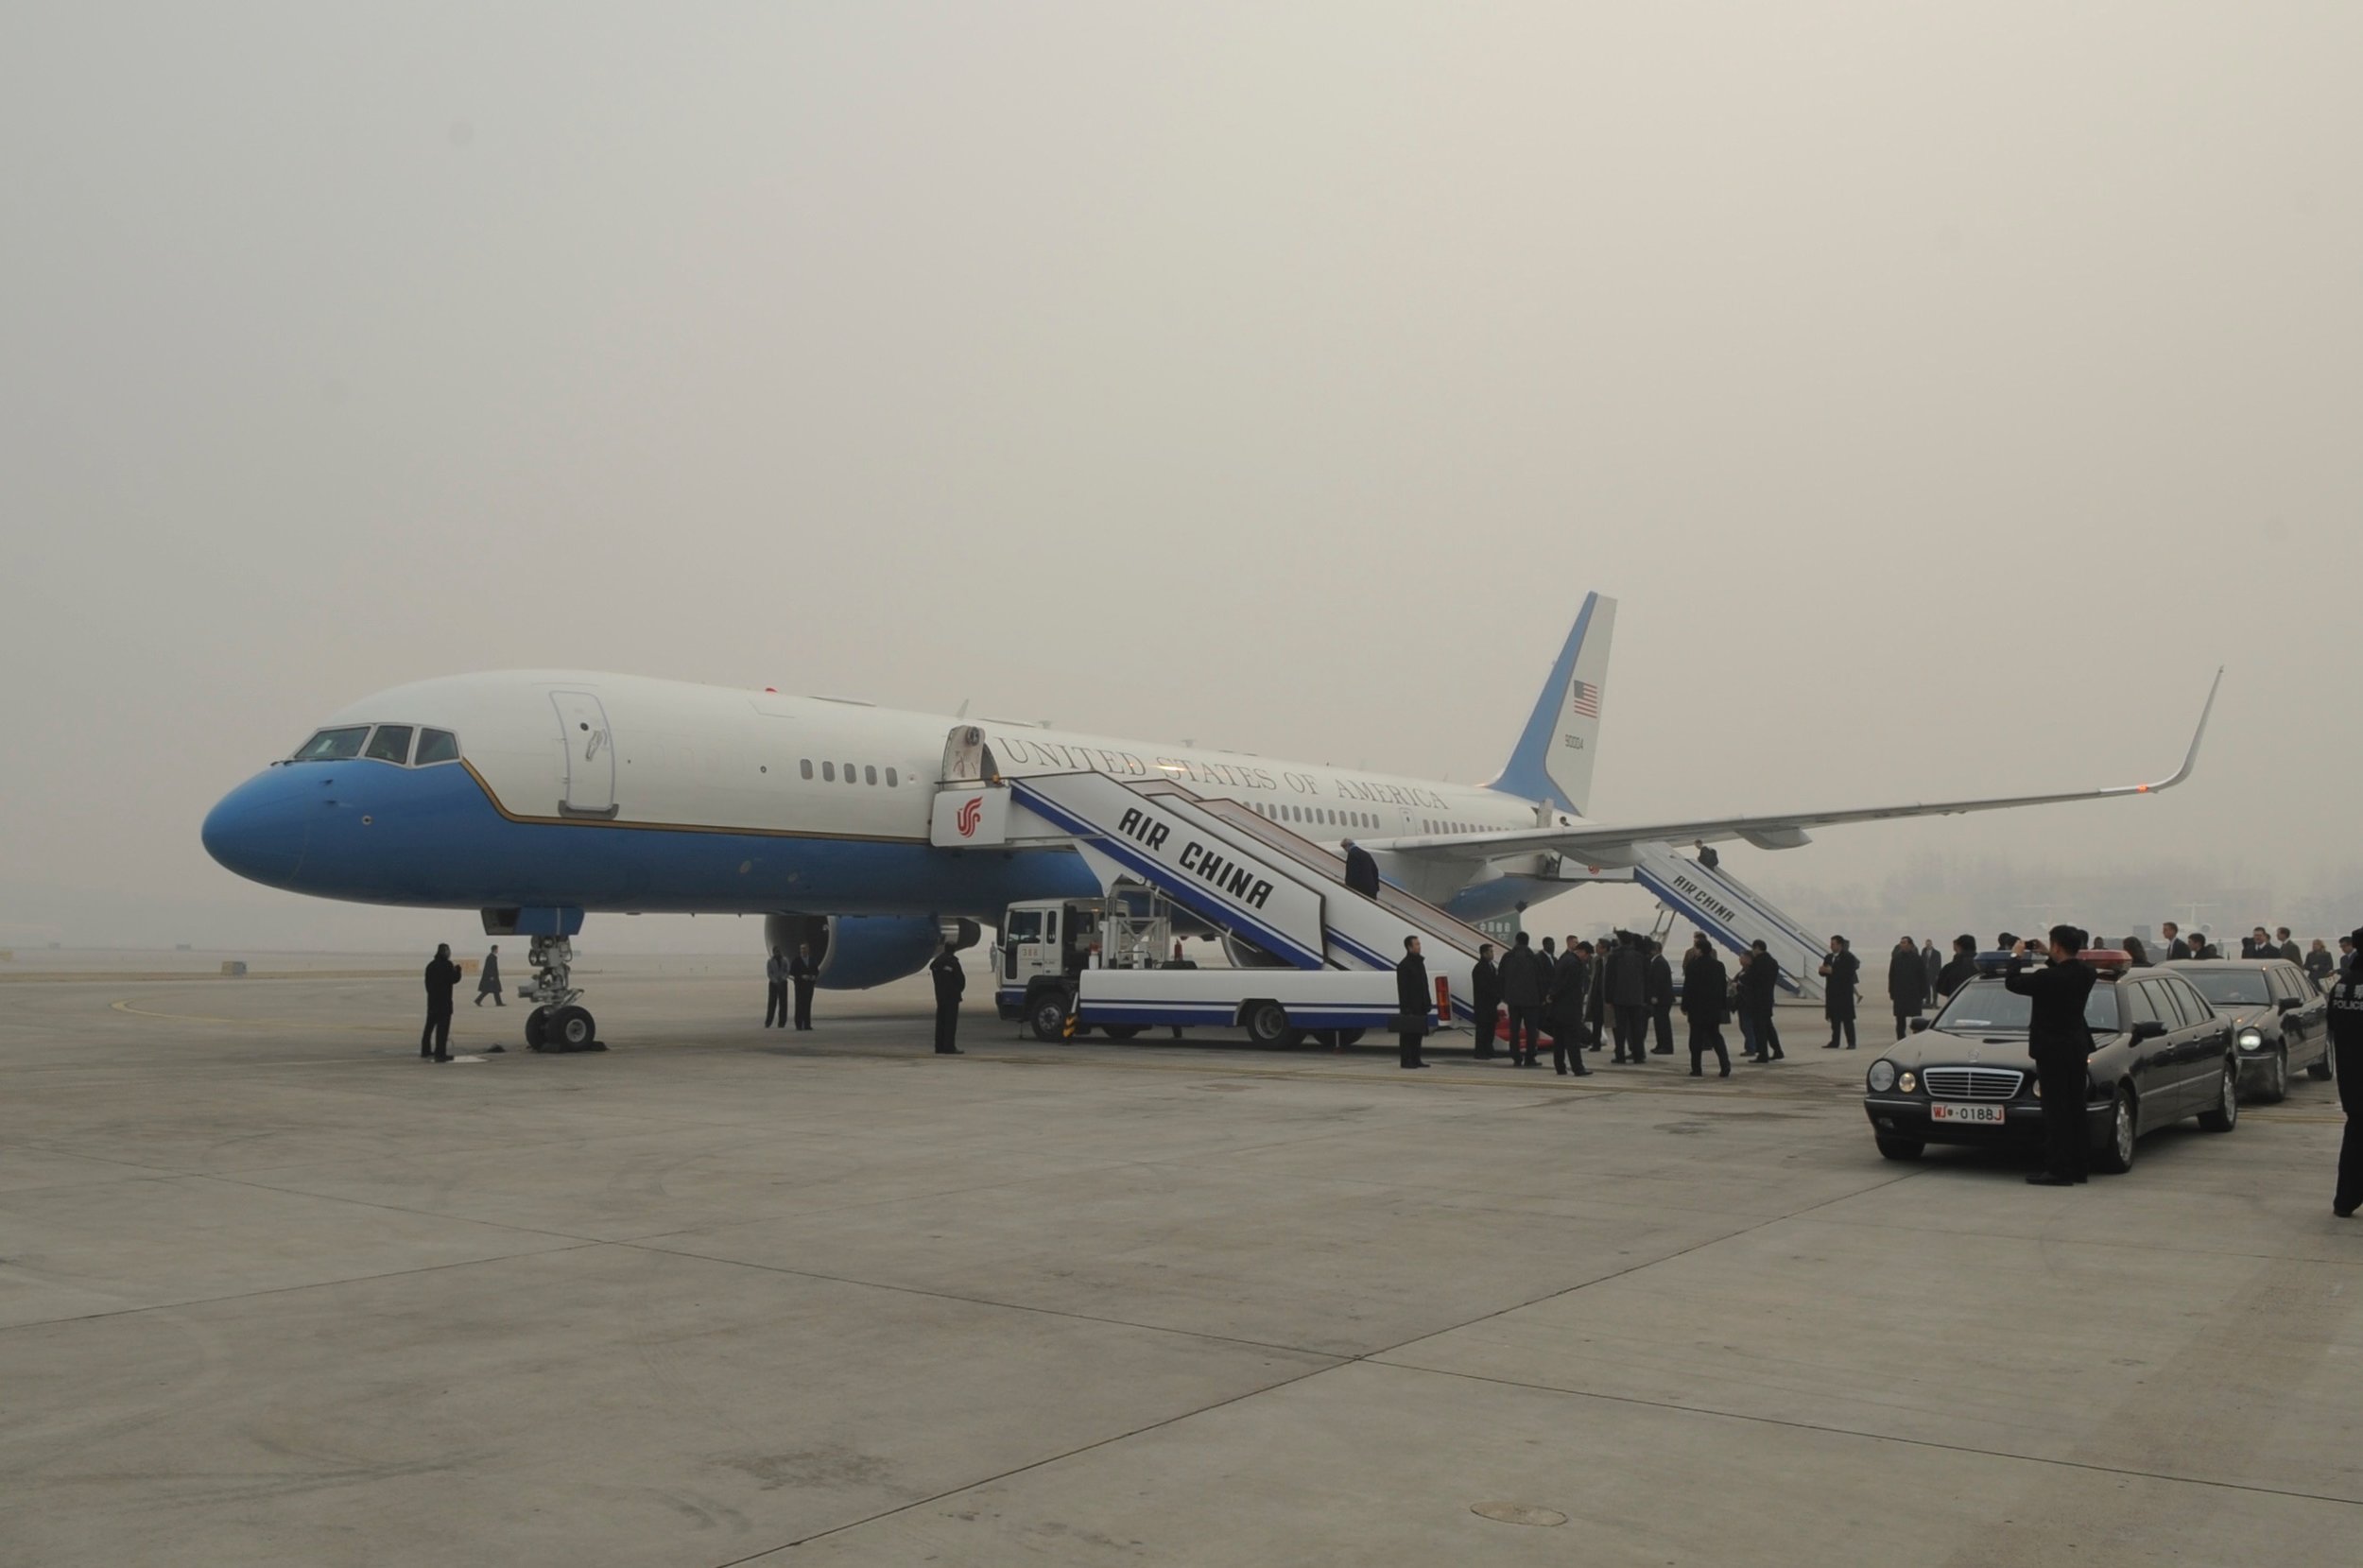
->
[552, 690, 619, 818]
[940, 725, 1000, 784]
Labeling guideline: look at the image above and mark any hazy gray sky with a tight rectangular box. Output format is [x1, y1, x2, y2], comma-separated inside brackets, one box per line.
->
[5, 3, 2356, 953]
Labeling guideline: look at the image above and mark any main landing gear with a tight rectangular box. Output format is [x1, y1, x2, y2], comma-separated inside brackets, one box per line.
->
[519, 935, 603, 1052]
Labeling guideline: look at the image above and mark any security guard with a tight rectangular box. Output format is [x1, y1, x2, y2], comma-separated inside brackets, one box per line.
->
[421, 943, 460, 1062]
[2006, 925, 2096, 1186]
[788, 941, 819, 1031]
[1394, 935, 1430, 1070]
[1469, 942, 1500, 1061]
[929, 939, 966, 1055]
[2329, 927, 2363, 1218]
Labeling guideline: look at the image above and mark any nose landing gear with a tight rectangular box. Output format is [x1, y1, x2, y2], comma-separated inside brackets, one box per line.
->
[520, 935, 603, 1051]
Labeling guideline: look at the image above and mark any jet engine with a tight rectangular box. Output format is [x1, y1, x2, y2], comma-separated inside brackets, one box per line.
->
[762, 914, 978, 991]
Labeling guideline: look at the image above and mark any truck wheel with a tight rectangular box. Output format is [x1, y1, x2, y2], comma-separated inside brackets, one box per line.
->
[2093, 1088, 2139, 1174]
[1028, 993, 1070, 1043]
[1243, 1001, 1289, 1047]
[1874, 1136, 1923, 1162]
[1098, 1025, 1143, 1042]
[1335, 1028, 1365, 1047]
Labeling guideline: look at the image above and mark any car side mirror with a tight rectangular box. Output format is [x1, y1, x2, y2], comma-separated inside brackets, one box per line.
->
[2130, 1019, 2166, 1042]
[1907, 1017, 1931, 1033]
[2275, 997, 2302, 1013]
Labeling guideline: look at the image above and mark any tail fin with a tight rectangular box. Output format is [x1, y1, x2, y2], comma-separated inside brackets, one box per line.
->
[1486, 592, 1617, 816]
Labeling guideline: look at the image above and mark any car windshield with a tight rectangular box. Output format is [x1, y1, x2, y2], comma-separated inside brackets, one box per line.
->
[1933, 977, 2121, 1034]
[2181, 970, 2271, 1008]
[291, 726, 369, 762]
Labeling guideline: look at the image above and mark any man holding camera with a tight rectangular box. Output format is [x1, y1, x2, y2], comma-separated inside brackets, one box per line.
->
[2006, 925, 2097, 1187]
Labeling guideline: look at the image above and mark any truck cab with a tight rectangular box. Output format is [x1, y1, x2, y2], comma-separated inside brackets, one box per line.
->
[995, 892, 1174, 1041]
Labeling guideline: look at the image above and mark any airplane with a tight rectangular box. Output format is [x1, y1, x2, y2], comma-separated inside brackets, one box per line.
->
[202, 594, 2219, 1047]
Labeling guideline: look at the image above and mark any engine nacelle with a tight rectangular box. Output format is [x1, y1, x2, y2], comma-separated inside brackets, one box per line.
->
[762, 914, 978, 991]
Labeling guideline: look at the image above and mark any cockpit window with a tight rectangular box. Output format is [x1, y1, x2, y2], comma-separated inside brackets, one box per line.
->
[292, 727, 370, 762]
[364, 725, 415, 765]
[414, 729, 459, 766]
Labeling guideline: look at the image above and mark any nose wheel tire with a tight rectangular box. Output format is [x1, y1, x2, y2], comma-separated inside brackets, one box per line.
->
[524, 1007, 550, 1051]
[2197, 1062, 2240, 1132]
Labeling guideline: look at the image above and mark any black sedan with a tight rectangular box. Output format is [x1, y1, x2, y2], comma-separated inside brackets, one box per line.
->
[2165, 958, 2333, 1101]
[1861, 965, 2238, 1173]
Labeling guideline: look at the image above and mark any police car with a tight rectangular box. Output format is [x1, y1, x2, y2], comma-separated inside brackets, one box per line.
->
[1861, 951, 2239, 1173]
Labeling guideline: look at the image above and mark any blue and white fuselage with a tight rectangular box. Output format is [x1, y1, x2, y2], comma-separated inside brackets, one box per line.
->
[201, 670, 1551, 928]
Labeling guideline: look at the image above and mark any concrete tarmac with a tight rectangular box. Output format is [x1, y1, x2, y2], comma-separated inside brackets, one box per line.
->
[3, 956, 2358, 1566]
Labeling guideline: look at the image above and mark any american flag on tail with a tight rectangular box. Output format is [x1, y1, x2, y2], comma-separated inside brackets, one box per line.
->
[1568, 680, 1601, 718]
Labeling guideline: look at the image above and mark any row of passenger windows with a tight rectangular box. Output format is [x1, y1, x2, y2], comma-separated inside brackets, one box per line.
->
[800, 759, 900, 787]
[293, 724, 460, 767]
[1248, 802, 1379, 831]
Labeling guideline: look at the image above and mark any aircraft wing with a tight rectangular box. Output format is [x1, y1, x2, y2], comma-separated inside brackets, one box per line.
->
[1376, 668, 2222, 869]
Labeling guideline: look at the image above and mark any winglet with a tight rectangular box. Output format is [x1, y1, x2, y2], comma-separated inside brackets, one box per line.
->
[2125, 665, 2220, 795]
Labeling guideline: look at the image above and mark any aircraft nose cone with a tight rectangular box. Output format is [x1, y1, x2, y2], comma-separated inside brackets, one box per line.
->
[201, 770, 313, 889]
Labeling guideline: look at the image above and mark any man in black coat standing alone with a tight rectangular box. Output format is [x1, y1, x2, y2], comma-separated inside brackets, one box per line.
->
[1646, 940, 1677, 1055]
[1395, 936, 1430, 1069]
[1820, 936, 1861, 1050]
[1741, 939, 1784, 1060]
[1549, 936, 1593, 1076]
[1681, 935, 1730, 1077]
[1341, 839, 1381, 898]
[1469, 942, 1500, 1060]
[2005, 926, 2096, 1185]
[1497, 931, 1546, 1068]
[929, 939, 966, 1054]
[1889, 934, 1930, 1041]
[422, 943, 460, 1062]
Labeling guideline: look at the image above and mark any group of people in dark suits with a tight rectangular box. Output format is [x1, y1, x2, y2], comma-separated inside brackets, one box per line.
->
[1459, 929, 1785, 1078]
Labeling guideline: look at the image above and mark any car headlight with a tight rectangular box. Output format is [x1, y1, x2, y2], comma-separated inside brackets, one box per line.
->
[1898, 1070, 1917, 1094]
[1868, 1060, 1897, 1092]
[2237, 1028, 2264, 1049]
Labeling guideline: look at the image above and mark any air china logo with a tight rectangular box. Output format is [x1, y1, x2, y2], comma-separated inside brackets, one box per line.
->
[955, 796, 984, 838]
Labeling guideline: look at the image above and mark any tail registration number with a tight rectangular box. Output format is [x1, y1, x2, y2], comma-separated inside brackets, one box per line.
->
[1930, 1102, 2008, 1126]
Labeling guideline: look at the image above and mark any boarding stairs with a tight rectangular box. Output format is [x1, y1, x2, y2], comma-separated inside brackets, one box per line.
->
[1630, 841, 1826, 1001]
[933, 768, 1494, 1022]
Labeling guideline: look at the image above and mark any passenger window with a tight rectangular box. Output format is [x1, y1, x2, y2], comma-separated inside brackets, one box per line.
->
[886, 767, 898, 787]
[2166, 981, 2206, 1026]
[292, 726, 369, 762]
[841, 763, 855, 784]
[2120, 986, 2158, 1027]
[413, 729, 459, 766]
[822, 762, 836, 782]
[801, 759, 814, 779]
[365, 725, 414, 765]
[865, 766, 878, 785]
